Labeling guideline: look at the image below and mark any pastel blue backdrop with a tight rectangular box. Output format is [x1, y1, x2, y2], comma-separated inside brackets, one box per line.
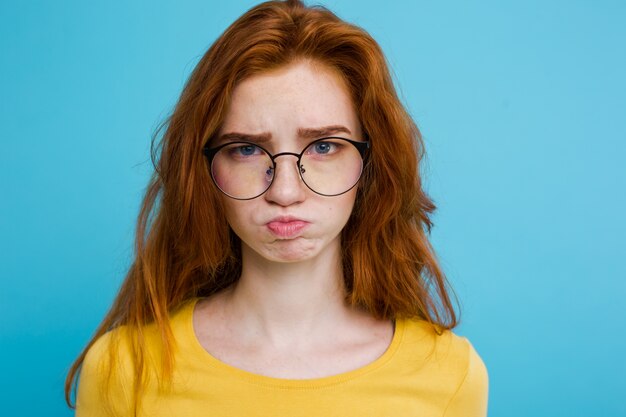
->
[1, 1, 624, 416]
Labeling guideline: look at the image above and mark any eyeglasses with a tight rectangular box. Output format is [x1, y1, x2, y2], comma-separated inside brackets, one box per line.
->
[203, 137, 369, 200]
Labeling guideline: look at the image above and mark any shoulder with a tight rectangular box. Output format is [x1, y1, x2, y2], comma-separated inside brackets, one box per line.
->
[76, 300, 198, 416]
[76, 300, 193, 416]
[398, 319, 489, 417]
[76, 326, 137, 416]
[77, 300, 197, 387]
[441, 333, 489, 417]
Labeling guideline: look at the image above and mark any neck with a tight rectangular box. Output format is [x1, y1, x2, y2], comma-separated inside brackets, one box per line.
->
[222, 239, 355, 348]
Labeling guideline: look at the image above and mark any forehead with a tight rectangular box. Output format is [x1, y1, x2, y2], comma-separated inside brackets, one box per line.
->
[219, 60, 361, 140]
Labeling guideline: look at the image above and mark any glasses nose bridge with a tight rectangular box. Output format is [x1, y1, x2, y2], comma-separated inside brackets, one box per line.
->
[270, 151, 302, 166]
[269, 151, 304, 175]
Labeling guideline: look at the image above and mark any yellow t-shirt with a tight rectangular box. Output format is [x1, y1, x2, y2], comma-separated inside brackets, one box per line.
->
[76, 298, 488, 416]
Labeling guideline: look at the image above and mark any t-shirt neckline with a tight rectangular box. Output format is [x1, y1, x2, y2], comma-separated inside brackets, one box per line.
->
[180, 297, 405, 389]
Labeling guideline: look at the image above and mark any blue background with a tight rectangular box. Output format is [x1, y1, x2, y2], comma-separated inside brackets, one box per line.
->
[1, 1, 625, 416]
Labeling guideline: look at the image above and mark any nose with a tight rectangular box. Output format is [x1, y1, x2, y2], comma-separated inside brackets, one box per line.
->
[264, 154, 306, 206]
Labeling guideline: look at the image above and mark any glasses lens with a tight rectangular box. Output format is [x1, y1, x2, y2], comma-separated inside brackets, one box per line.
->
[300, 138, 364, 196]
[211, 143, 274, 199]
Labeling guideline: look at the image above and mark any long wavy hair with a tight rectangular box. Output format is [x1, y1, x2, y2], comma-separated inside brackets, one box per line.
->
[65, 0, 458, 411]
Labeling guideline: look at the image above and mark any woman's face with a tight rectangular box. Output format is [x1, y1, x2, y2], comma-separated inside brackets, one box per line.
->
[215, 60, 363, 263]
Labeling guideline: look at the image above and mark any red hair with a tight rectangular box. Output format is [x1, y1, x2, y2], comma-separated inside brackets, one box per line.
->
[65, 0, 458, 410]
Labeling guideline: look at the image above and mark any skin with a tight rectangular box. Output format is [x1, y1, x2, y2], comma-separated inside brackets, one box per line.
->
[194, 60, 394, 378]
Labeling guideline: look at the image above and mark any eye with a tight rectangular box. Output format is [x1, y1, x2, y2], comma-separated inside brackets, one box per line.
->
[236, 144, 260, 156]
[311, 141, 337, 155]
[225, 143, 263, 159]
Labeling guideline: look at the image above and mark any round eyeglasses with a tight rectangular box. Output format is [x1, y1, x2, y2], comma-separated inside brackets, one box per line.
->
[202, 137, 369, 200]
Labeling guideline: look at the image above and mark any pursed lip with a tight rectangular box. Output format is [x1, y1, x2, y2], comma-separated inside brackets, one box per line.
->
[265, 216, 310, 238]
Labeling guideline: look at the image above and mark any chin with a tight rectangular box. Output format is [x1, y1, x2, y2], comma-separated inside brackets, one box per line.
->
[264, 239, 320, 263]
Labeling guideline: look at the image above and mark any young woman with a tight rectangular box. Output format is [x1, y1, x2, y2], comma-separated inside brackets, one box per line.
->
[66, 1, 489, 415]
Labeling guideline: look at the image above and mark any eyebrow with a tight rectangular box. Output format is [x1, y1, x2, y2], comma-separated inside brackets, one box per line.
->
[216, 132, 272, 144]
[216, 125, 352, 145]
[297, 125, 352, 139]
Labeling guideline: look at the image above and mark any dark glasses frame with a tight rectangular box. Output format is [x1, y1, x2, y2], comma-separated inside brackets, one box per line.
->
[202, 136, 369, 200]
